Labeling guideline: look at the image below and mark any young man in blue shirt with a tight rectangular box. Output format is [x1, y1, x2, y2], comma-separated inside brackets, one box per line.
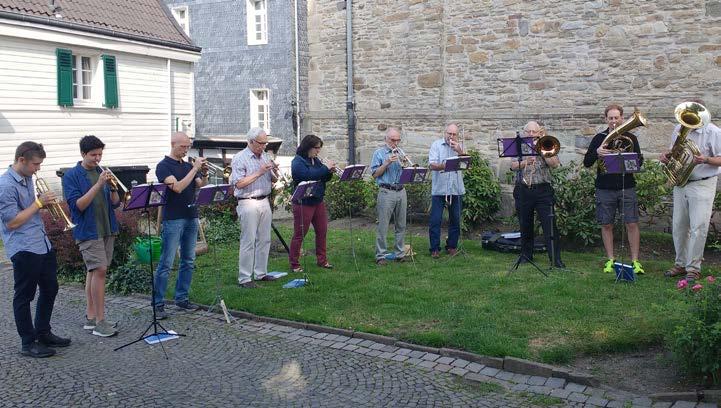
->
[0, 142, 71, 357]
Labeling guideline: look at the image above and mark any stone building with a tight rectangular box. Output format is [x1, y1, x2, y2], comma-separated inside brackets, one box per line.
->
[306, 0, 721, 173]
[165, 0, 308, 154]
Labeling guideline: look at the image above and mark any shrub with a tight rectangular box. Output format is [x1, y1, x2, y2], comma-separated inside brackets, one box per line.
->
[406, 179, 432, 218]
[552, 161, 598, 245]
[106, 256, 152, 295]
[461, 150, 501, 230]
[668, 276, 721, 384]
[635, 160, 672, 226]
[324, 177, 378, 220]
[202, 205, 241, 244]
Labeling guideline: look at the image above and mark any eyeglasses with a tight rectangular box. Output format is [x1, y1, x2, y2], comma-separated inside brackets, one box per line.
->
[446, 132, 458, 136]
[252, 140, 268, 146]
[389, 139, 401, 143]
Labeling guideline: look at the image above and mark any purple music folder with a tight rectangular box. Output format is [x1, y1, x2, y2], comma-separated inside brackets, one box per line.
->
[291, 181, 321, 202]
[194, 184, 231, 206]
[498, 137, 535, 157]
[124, 183, 168, 211]
[338, 164, 367, 181]
[399, 167, 428, 184]
[443, 156, 471, 172]
[601, 153, 641, 174]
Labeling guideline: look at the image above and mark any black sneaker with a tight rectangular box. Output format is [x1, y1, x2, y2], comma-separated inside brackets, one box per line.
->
[37, 332, 71, 348]
[175, 300, 199, 311]
[154, 305, 169, 320]
[21, 341, 56, 358]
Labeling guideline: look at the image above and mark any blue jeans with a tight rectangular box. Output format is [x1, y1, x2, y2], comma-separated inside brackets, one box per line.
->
[429, 195, 462, 253]
[153, 218, 199, 307]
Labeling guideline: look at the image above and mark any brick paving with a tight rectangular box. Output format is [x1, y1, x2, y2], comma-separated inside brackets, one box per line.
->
[1, 262, 717, 407]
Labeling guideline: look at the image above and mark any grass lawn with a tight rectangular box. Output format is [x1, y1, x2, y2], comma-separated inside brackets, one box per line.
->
[162, 224, 710, 364]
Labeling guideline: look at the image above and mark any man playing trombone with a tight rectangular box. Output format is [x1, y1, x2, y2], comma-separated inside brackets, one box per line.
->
[0, 141, 71, 357]
[510, 122, 564, 268]
[62, 135, 120, 337]
[371, 127, 408, 265]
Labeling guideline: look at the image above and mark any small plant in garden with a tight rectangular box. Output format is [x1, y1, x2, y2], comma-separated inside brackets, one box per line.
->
[461, 150, 501, 230]
[552, 161, 597, 245]
[669, 275, 721, 384]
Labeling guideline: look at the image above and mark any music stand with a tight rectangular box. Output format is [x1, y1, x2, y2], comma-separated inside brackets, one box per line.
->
[291, 181, 322, 281]
[498, 133, 548, 277]
[338, 165, 367, 273]
[115, 183, 185, 354]
[399, 167, 428, 267]
[601, 152, 641, 283]
[193, 184, 236, 323]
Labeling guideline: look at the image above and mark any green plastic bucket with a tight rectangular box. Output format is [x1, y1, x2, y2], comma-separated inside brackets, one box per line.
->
[133, 236, 162, 264]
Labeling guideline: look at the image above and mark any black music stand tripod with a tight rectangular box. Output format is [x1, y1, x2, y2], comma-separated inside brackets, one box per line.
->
[498, 132, 548, 277]
[115, 183, 185, 355]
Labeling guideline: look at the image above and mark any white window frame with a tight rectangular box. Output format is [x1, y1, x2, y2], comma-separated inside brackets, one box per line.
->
[71, 53, 104, 107]
[249, 89, 270, 132]
[171, 6, 190, 36]
[246, 0, 268, 45]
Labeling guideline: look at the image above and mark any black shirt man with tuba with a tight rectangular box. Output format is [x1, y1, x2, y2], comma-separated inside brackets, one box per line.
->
[583, 104, 644, 275]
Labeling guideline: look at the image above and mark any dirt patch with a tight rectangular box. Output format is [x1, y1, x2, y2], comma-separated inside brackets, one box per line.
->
[566, 346, 717, 395]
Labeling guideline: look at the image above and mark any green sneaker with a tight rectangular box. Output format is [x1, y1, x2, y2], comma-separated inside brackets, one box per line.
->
[92, 319, 118, 337]
[603, 259, 615, 273]
[632, 260, 645, 275]
[83, 318, 96, 330]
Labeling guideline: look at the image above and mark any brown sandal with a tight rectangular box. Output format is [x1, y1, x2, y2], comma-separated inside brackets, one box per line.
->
[664, 265, 686, 278]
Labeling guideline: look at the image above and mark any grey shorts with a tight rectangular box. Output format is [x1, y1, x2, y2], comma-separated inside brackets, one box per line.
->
[78, 236, 116, 272]
[595, 188, 640, 225]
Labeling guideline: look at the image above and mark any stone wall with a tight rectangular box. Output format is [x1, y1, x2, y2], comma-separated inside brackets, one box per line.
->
[307, 0, 721, 175]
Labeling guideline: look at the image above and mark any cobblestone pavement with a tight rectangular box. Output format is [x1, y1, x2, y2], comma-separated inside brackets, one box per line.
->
[1, 263, 716, 408]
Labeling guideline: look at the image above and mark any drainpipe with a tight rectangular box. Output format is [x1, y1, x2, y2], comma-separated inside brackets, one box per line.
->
[346, 0, 356, 164]
[294, 0, 301, 147]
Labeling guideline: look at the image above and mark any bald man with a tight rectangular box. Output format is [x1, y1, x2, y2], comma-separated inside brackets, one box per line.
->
[152, 132, 208, 319]
[510, 121, 564, 268]
[428, 123, 466, 258]
[371, 128, 407, 265]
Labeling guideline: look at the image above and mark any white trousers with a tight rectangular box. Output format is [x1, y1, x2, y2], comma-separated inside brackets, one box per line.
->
[237, 199, 272, 284]
[672, 176, 717, 271]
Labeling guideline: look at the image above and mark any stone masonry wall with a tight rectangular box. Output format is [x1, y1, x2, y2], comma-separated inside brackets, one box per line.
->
[307, 0, 721, 177]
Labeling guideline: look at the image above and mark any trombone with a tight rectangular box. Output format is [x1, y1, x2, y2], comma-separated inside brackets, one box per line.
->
[34, 177, 76, 231]
[99, 165, 131, 202]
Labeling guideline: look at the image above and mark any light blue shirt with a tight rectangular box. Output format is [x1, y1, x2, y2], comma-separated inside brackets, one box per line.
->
[230, 147, 274, 198]
[0, 166, 52, 259]
[370, 146, 403, 186]
[428, 138, 466, 196]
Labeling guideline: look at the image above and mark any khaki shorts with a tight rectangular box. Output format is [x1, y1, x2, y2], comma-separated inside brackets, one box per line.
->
[78, 236, 116, 272]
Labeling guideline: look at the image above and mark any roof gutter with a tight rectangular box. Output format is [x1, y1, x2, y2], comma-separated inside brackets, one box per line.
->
[0, 10, 202, 53]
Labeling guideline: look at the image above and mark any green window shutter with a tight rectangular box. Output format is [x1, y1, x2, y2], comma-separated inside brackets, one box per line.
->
[56, 48, 73, 107]
[102, 55, 118, 108]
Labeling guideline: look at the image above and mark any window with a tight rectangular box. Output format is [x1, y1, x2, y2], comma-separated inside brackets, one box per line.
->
[72, 55, 93, 100]
[246, 0, 267, 45]
[56, 49, 118, 108]
[250, 89, 269, 132]
[171, 6, 189, 36]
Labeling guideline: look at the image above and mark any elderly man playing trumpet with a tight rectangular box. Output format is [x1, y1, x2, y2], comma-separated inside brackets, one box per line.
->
[371, 127, 408, 265]
[510, 122, 564, 268]
[63, 135, 121, 337]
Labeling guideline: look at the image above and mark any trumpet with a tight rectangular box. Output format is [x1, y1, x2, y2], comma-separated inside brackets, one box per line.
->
[98, 165, 131, 202]
[262, 152, 280, 178]
[189, 157, 231, 180]
[34, 177, 76, 231]
[319, 157, 343, 176]
[391, 147, 414, 167]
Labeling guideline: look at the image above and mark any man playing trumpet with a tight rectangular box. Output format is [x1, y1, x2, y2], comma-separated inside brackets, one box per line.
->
[0, 142, 71, 357]
[63, 135, 120, 337]
[371, 127, 407, 265]
[510, 122, 564, 268]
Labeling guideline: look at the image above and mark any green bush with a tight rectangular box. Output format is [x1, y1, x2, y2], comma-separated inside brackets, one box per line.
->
[200, 201, 240, 244]
[635, 160, 672, 225]
[669, 276, 721, 384]
[552, 161, 598, 245]
[106, 256, 152, 295]
[324, 177, 378, 220]
[461, 150, 501, 230]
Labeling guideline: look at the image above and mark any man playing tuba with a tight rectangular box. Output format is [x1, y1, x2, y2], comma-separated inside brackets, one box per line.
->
[660, 99, 721, 282]
[583, 104, 645, 275]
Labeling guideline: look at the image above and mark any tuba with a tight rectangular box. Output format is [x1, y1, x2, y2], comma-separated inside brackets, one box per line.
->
[662, 101, 710, 187]
[35, 177, 76, 231]
[598, 108, 647, 173]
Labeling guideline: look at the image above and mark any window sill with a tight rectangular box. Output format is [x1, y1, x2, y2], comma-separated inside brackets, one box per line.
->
[63, 103, 116, 111]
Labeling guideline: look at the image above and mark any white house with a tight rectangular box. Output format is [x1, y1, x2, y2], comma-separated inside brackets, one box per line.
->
[0, 0, 201, 189]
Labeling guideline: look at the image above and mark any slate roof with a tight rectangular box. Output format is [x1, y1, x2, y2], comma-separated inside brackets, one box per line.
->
[0, 0, 198, 51]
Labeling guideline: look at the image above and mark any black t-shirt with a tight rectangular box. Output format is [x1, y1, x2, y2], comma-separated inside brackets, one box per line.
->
[155, 156, 199, 220]
[583, 129, 644, 190]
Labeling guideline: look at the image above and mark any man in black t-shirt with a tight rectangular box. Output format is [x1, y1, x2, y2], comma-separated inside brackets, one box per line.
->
[583, 104, 644, 275]
[152, 132, 208, 319]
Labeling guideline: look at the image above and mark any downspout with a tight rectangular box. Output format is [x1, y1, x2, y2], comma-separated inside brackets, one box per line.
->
[346, 0, 356, 164]
[294, 0, 301, 147]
